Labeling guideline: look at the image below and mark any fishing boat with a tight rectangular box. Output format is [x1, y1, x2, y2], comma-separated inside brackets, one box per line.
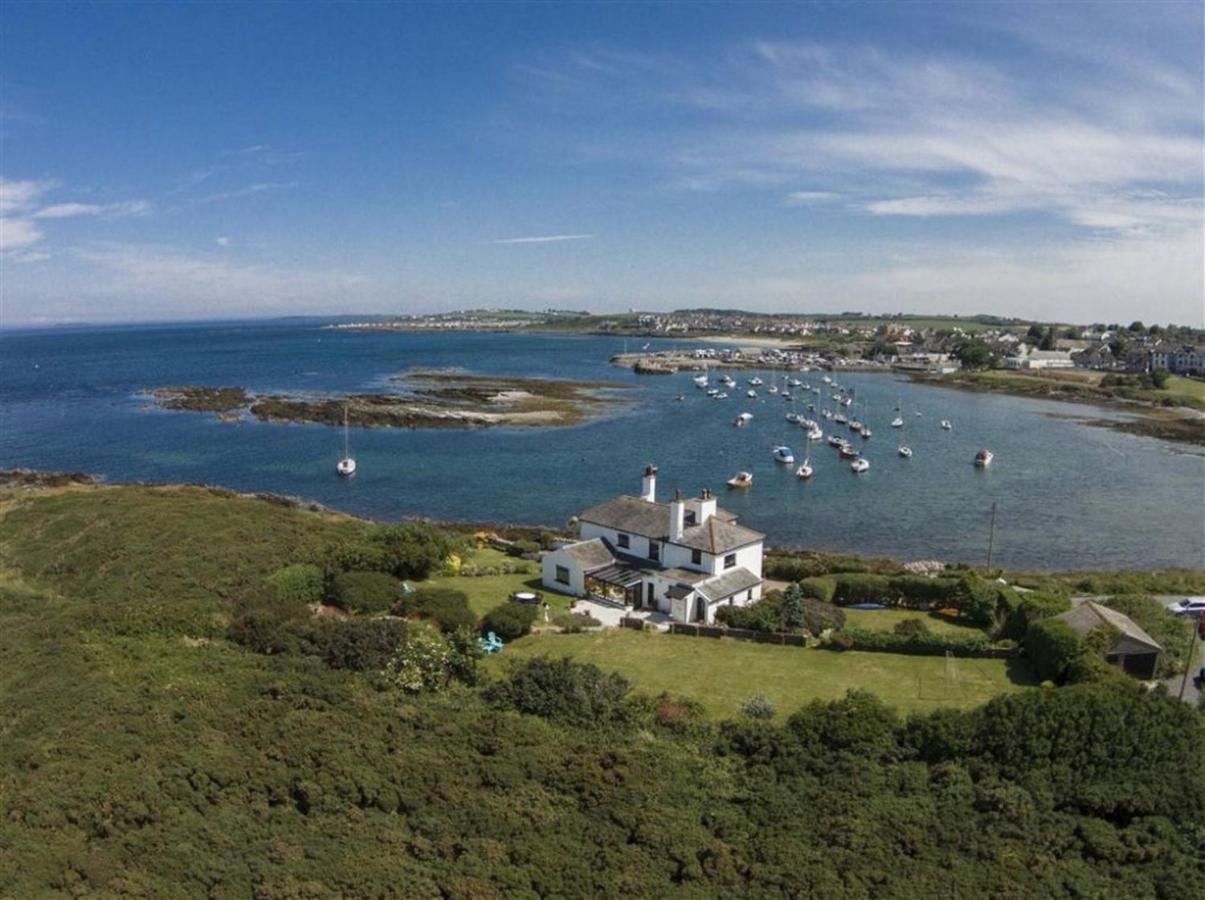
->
[941, 420, 953, 430]
[974, 449, 994, 467]
[336, 405, 356, 477]
[735, 412, 753, 427]
[850, 458, 870, 473]
[772, 445, 795, 464]
[727, 471, 754, 489]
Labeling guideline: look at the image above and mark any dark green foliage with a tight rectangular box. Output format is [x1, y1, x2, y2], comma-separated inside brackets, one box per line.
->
[829, 627, 997, 657]
[401, 587, 478, 633]
[330, 570, 401, 614]
[486, 657, 633, 728]
[797, 575, 837, 601]
[267, 563, 326, 607]
[444, 628, 485, 686]
[505, 539, 542, 558]
[227, 599, 314, 655]
[894, 617, 931, 637]
[995, 590, 1070, 640]
[313, 618, 409, 671]
[1100, 594, 1195, 678]
[1151, 367, 1171, 388]
[716, 589, 845, 636]
[1026, 618, 1089, 683]
[781, 582, 805, 630]
[481, 601, 537, 640]
[802, 596, 846, 635]
[831, 573, 893, 604]
[323, 521, 464, 581]
[950, 573, 998, 627]
[739, 694, 776, 719]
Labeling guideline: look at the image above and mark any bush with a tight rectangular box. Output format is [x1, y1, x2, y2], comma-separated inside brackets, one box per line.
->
[322, 522, 465, 581]
[400, 587, 478, 633]
[267, 563, 325, 607]
[893, 618, 931, 637]
[552, 612, 601, 633]
[832, 574, 893, 605]
[739, 694, 776, 720]
[329, 570, 401, 614]
[485, 657, 633, 728]
[995, 591, 1070, 641]
[1025, 618, 1088, 684]
[311, 618, 409, 671]
[227, 601, 313, 655]
[797, 576, 836, 602]
[481, 601, 538, 641]
[716, 592, 784, 631]
[505, 540, 541, 559]
[949, 574, 997, 628]
[382, 624, 451, 693]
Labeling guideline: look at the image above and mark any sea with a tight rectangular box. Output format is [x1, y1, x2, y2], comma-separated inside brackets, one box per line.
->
[2, 319, 1202, 571]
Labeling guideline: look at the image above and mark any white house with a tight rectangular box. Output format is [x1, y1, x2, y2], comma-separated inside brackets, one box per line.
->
[1003, 348, 1074, 370]
[542, 465, 765, 624]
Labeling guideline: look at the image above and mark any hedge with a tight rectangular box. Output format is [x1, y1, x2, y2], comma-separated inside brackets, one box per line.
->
[826, 627, 1011, 658]
[329, 570, 402, 614]
[995, 591, 1070, 641]
[1025, 618, 1088, 684]
[402, 587, 478, 634]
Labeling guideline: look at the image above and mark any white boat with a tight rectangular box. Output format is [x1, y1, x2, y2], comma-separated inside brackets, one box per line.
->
[891, 416, 904, 428]
[839, 444, 860, 460]
[786, 412, 801, 424]
[768, 384, 779, 395]
[788, 377, 802, 388]
[797, 434, 815, 480]
[707, 387, 719, 397]
[828, 434, 848, 448]
[834, 413, 848, 424]
[898, 445, 913, 458]
[772, 445, 795, 464]
[848, 420, 862, 431]
[727, 471, 753, 489]
[336, 404, 356, 477]
[749, 377, 764, 386]
[941, 420, 953, 430]
[859, 426, 872, 439]
[693, 374, 709, 387]
[974, 449, 994, 467]
[747, 389, 757, 398]
[850, 458, 870, 473]
[781, 392, 791, 400]
[735, 412, 754, 427]
[807, 424, 823, 441]
[720, 375, 736, 387]
[714, 392, 728, 400]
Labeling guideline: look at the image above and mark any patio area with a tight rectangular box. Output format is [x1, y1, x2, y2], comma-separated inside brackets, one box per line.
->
[568, 595, 673, 631]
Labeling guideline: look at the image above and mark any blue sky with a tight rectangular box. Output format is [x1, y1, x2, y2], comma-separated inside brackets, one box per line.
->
[1, 2, 1201, 325]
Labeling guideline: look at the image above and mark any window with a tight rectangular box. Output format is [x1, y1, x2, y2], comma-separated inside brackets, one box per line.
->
[555, 565, 570, 585]
[724, 553, 736, 569]
[684, 511, 697, 526]
[747, 589, 753, 601]
[648, 541, 660, 562]
[691, 548, 702, 566]
[617, 533, 630, 549]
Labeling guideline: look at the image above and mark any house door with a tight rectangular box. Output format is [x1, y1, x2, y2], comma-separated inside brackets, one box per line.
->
[646, 583, 655, 608]
[694, 597, 707, 622]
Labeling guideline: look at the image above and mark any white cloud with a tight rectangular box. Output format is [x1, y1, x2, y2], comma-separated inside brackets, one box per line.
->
[33, 199, 150, 219]
[197, 181, 296, 205]
[0, 218, 45, 252]
[215, 236, 231, 247]
[0, 178, 55, 215]
[784, 191, 839, 205]
[491, 234, 593, 244]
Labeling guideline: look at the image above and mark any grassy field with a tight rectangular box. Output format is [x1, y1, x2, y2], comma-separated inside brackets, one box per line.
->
[419, 545, 575, 617]
[841, 607, 985, 636]
[491, 629, 1034, 718]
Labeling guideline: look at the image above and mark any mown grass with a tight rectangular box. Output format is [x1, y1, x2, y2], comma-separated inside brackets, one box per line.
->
[491, 629, 1034, 718]
[840, 607, 986, 636]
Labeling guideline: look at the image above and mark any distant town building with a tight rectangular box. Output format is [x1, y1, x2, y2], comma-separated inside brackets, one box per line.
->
[1150, 345, 1205, 375]
[1003, 349, 1074, 370]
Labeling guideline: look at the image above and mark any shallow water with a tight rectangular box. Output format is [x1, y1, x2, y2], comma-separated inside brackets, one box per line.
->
[2, 320, 1201, 570]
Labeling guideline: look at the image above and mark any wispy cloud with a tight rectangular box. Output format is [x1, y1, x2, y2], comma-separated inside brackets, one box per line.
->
[0, 178, 150, 256]
[197, 181, 297, 205]
[491, 233, 593, 244]
[784, 191, 839, 206]
[215, 235, 231, 247]
[33, 200, 151, 219]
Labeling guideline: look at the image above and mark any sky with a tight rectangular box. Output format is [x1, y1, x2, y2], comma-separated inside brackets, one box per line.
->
[1, 1, 1202, 326]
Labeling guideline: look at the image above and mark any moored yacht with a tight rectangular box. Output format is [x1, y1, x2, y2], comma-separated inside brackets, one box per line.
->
[850, 457, 870, 473]
[772, 445, 795, 464]
[974, 449, 994, 467]
[727, 471, 754, 489]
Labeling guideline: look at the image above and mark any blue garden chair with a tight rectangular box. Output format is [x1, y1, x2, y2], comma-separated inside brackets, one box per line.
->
[478, 631, 505, 654]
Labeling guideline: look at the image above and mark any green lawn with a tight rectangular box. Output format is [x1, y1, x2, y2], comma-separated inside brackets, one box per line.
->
[419, 545, 575, 617]
[491, 629, 1034, 718]
[841, 607, 985, 636]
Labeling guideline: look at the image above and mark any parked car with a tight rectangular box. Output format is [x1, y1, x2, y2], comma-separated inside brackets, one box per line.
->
[1196, 667, 1205, 688]
[1164, 596, 1205, 616]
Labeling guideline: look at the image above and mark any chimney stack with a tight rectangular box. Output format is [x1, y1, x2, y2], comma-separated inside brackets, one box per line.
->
[669, 488, 685, 542]
[697, 487, 717, 525]
[640, 464, 657, 502]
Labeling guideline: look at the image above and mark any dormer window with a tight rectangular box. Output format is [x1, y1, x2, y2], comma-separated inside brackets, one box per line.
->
[691, 548, 702, 566]
[648, 541, 660, 562]
[617, 533, 630, 549]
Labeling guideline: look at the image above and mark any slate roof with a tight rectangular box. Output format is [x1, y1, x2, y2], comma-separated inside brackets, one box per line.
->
[696, 567, 762, 602]
[1056, 601, 1161, 652]
[578, 495, 763, 553]
[560, 538, 617, 571]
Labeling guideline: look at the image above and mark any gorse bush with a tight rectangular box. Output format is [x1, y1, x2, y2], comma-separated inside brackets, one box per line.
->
[553, 612, 601, 633]
[739, 694, 776, 720]
[267, 563, 326, 607]
[399, 587, 478, 633]
[486, 657, 634, 728]
[322, 521, 465, 581]
[481, 601, 538, 640]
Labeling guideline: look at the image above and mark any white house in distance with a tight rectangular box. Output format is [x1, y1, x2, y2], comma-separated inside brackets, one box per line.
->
[542, 465, 765, 624]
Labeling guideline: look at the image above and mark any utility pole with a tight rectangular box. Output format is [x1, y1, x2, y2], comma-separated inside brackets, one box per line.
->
[1177, 615, 1201, 701]
[985, 502, 998, 573]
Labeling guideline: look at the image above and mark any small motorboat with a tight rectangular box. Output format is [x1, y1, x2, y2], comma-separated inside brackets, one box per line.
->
[781, 391, 792, 400]
[891, 417, 904, 428]
[796, 462, 814, 480]
[834, 413, 848, 424]
[727, 471, 754, 489]
[720, 375, 737, 387]
[768, 384, 779, 395]
[786, 412, 801, 424]
[974, 449, 994, 467]
[839, 444, 860, 460]
[828, 434, 847, 448]
[747, 389, 758, 398]
[749, 377, 764, 386]
[735, 412, 754, 427]
[941, 420, 953, 430]
[707, 387, 719, 397]
[714, 392, 728, 400]
[693, 374, 709, 388]
[788, 378, 802, 388]
[807, 424, 823, 441]
[848, 420, 861, 432]
[850, 458, 870, 473]
[898, 445, 913, 458]
[674, 395, 686, 402]
[859, 426, 872, 439]
[772, 445, 795, 464]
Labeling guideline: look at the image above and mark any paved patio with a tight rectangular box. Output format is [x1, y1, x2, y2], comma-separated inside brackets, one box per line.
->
[568, 596, 673, 631]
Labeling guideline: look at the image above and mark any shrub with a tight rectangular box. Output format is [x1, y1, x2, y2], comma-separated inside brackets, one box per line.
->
[322, 522, 465, 581]
[781, 583, 806, 630]
[949, 574, 997, 628]
[797, 576, 836, 602]
[832, 574, 893, 605]
[505, 540, 541, 559]
[893, 618, 931, 637]
[481, 601, 538, 641]
[267, 563, 325, 607]
[444, 627, 485, 686]
[716, 592, 784, 631]
[651, 693, 707, 734]
[1025, 618, 1088, 684]
[802, 597, 846, 635]
[400, 587, 477, 633]
[383, 624, 452, 693]
[552, 612, 601, 633]
[330, 570, 401, 614]
[739, 694, 776, 720]
[227, 601, 313, 655]
[995, 591, 1070, 641]
[828, 627, 997, 657]
[485, 657, 633, 727]
[313, 618, 408, 671]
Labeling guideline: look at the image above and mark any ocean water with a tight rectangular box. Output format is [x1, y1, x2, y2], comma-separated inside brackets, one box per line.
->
[2, 320, 1202, 571]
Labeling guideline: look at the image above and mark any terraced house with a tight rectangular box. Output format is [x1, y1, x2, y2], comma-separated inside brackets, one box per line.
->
[542, 466, 764, 623]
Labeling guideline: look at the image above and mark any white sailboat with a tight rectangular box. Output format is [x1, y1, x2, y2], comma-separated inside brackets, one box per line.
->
[897, 410, 913, 458]
[336, 404, 356, 477]
[796, 434, 814, 480]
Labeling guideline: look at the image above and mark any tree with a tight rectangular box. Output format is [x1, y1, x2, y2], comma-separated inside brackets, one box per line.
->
[781, 583, 806, 631]
[1129, 320, 1145, 333]
[1151, 367, 1171, 389]
[1039, 326, 1056, 350]
[953, 340, 993, 369]
[1026, 324, 1045, 342]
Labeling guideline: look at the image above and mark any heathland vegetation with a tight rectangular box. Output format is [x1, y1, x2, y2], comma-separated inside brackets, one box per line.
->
[0, 481, 1202, 897]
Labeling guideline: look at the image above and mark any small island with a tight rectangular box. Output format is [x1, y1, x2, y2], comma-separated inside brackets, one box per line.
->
[146, 370, 631, 429]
